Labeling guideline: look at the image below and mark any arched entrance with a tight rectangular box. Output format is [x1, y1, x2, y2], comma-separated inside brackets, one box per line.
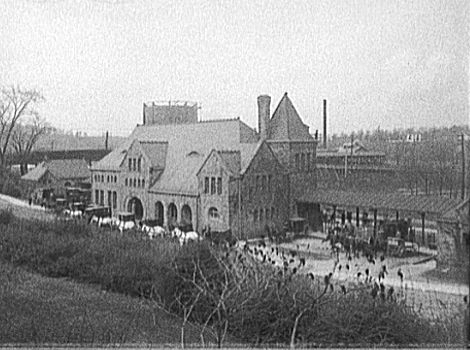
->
[167, 203, 178, 227]
[181, 204, 193, 231]
[127, 197, 144, 220]
[155, 201, 164, 226]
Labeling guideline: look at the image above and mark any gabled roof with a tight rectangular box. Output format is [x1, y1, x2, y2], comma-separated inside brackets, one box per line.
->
[268, 93, 313, 141]
[21, 164, 50, 181]
[22, 159, 90, 181]
[218, 151, 242, 175]
[93, 118, 259, 195]
[139, 141, 168, 169]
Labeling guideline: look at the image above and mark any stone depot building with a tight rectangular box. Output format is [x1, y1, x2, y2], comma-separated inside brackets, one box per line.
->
[91, 94, 318, 239]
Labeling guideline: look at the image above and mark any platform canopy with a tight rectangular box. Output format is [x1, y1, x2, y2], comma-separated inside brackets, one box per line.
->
[297, 189, 463, 217]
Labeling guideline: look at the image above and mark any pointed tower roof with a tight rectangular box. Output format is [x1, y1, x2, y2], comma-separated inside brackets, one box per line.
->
[268, 93, 313, 141]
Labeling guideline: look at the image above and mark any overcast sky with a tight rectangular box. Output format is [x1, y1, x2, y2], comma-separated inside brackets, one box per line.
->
[1, 0, 468, 136]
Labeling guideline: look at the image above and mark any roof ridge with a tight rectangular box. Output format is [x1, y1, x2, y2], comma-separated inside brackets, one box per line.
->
[217, 150, 241, 153]
[139, 140, 168, 144]
[197, 117, 240, 124]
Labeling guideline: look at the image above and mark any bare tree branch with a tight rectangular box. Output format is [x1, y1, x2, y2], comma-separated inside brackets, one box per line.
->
[0, 86, 44, 166]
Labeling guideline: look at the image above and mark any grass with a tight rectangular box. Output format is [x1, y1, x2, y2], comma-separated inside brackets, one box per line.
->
[422, 267, 469, 285]
[0, 201, 467, 347]
[0, 260, 215, 345]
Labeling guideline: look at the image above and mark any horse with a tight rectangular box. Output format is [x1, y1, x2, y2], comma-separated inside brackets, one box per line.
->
[98, 216, 113, 228]
[119, 220, 136, 233]
[172, 227, 201, 245]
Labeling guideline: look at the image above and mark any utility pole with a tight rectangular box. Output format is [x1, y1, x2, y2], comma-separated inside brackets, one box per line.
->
[461, 133, 467, 200]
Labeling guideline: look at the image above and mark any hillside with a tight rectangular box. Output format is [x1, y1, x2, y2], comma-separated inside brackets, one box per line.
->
[0, 260, 215, 345]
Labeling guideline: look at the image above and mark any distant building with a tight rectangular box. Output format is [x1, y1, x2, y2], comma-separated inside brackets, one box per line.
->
[21, 159, 91, 201]
[316, 140, 386, 167]
[143, 101, 198, 126]
[92, 93, 318, 238]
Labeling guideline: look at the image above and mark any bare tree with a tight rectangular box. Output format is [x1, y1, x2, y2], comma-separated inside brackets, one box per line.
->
[0, 86, 44, 167]
[11, 114, 49, 175]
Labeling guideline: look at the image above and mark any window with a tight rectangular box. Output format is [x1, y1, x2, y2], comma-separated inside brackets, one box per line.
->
[306, 153, 310, 171]
[265, 208, 270, 222]
[128, 158, 132, 171]
[271, 207, 275, 220]
[112, 191, 117, 209]
[142, 179, 145, 188]
[101, 175, 104, 182]
[301, 153, 305, 171]
[256, 175, 260, 191]
[133, 178, 137, 187]
[137, 179, 141, 187]
[114, 175, 117, 183]
[138, 158, 141, 172]
[259, 208, 264, 223]
[268, 175, 272, 192]
[125, 178, 128, 186]
[217, 177, 222, 195]
[99, 190, 104, 205]
[204, 177, 209, 194]
[107, 191, 112, 207]
[107, 175, 110, 183]
[211, 177, 216, 194]
[133, 158, 136, 171]
[95, 190, 99, 204]
[262, 175, 266, 192]
[295, 154, 299, 170]
[253, 209, 258, 222]
[208, 207, 219, 219]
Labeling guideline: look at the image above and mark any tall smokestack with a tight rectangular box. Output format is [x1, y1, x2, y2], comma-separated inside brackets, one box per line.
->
[323, 99, 327, 149]
[105, 131, 109, 150]
[257, 95, 271, 140]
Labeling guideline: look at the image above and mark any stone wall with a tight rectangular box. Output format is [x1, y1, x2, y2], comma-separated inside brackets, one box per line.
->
[197, 152, 231, 233]
[232, 142, 289, 239]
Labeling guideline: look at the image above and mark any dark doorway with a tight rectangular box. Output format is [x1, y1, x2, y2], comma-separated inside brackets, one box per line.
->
[127, 197, 144, 220]
[155, 201, 164, 226]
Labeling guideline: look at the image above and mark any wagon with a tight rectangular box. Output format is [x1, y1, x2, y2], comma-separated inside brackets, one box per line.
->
[387, 237, 418, 257]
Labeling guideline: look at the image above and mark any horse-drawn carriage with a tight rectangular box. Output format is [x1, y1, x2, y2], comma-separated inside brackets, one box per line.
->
[381, 220, 418, 257]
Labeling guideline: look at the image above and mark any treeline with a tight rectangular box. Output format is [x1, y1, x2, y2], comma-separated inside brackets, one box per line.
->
[0, 211, 466, 347]
[328, 125, 470, 197]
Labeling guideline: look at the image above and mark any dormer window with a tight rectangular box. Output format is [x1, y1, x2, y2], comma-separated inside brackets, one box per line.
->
[187, 151, 200, 157]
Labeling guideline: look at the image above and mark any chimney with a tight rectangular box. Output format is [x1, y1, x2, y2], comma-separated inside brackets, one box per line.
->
[257, 95, 271, 140]
[323, 99, 327, 149]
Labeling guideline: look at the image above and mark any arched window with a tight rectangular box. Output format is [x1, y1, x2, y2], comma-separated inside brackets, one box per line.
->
[265, 208, 270, 222]
[253, 209, 258, 222]
[142, 179, 145, 188]
[64, 181, 71, 187]
[168, 203, 178, 225]
[137, 179, 141, 187]
[133, 178, 137, 187]
[208, 207, 219, 220]
[259, 208, 264, 223]
[114, 175, 117, 183]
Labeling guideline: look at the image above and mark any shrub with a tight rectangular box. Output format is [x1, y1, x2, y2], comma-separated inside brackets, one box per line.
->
[0, 208, 13, 225]
[0, 215, 465, 347]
